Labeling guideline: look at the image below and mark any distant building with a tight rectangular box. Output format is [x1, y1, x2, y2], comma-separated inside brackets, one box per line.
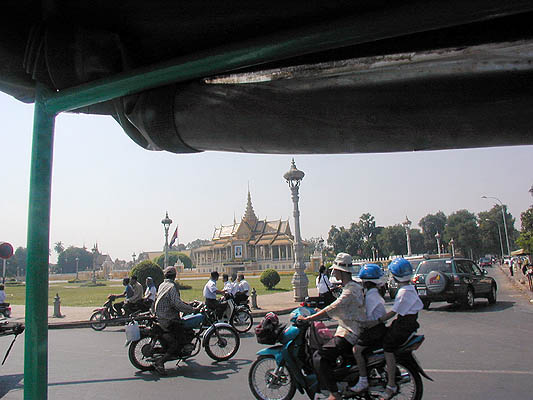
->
[191, 191, 297, 274]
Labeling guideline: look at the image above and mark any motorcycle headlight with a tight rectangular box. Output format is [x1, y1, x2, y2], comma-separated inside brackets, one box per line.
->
[335, 356, 344, 367]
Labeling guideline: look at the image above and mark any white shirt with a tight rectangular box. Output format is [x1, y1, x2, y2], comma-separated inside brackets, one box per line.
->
[316, 273, 332, 295]
[364, 287, 386, 321]
[392, 284, 423, 316]
[223, 280, 233, 292]
[0, 290, 6, 303]
[203, 279, 218, 299]
[144, 286, 157, 301]
[238, 279, 250, 294]
[230, 281, 239, 295]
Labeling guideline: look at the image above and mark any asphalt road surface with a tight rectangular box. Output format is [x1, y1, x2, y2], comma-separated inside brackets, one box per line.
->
[2, 267, 532, 399]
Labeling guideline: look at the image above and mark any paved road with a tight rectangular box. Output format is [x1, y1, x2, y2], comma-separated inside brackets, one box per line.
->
[1, 267, 532, 399]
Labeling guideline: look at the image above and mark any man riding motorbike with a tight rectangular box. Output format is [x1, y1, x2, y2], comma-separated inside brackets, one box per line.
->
[298, 253, 366, 400]
[154, 266, 201, 375]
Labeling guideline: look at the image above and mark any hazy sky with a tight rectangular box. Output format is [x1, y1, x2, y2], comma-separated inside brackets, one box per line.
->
[1, 92, 532, 262]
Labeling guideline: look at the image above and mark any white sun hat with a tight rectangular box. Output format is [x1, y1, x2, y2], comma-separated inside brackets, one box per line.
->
[330, 252, 356, 274]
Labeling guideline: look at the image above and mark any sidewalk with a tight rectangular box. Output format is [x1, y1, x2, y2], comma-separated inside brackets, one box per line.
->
[7, 287, 319, 329]
[497, 263, 533, 303]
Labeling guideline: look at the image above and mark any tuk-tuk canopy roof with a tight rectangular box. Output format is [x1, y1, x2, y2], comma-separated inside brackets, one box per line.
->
[2, 0, 533, 154]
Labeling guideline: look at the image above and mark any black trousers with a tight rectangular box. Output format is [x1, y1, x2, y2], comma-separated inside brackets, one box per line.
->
[313, 336, 353, 393]
[206, 298, 226, 318]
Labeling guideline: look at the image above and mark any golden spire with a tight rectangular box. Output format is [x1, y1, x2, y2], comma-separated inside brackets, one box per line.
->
[243, 188, 258, 227]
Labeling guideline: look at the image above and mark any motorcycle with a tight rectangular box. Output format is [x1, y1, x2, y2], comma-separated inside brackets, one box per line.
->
[90, 295, 152, 331]
[0, 318, 24, 365]
[211, 293, 253, 333]
[248, 307, 431, 400]
[128, 303, 240, 371]
[0, 302, 11, 318]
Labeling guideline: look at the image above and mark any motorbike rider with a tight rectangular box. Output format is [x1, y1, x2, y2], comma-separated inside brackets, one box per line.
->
[110, 278, 134, 316]
[366, 257, 423, 400]
[234, 273, 250, 304]
[348, 264, 387, 394]
[125, 275, 144, 315]
[204, 271, 226, 318]
[154, 266, 201, 375]
[298, 253, 366, 400]
[143, 276, 157, 309]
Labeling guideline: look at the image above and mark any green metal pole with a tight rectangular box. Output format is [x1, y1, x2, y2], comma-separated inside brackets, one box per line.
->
[24, 83, 56, 400]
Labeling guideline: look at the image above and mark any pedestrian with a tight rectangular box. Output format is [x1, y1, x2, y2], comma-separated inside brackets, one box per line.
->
[0, 284, 6, 304]
[316, 265, 335, 306]
[505, 260, 514, 276]
[526, 264, 533, 292]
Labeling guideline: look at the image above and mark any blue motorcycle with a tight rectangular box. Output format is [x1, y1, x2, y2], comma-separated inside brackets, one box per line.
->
[248, 307, 431, 400]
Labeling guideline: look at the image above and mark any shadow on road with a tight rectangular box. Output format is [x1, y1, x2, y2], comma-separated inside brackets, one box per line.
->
[425, 300, 514, 313]
[40, 359, 252, 388]
[0, 374, 23, 398]
[134, 358, 252, 381]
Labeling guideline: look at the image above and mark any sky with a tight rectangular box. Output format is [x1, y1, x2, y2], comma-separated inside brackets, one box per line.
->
[1, 92, 532, 263]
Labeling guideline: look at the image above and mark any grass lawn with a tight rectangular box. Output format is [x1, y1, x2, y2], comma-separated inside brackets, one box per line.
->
[3, 274, 314, 307]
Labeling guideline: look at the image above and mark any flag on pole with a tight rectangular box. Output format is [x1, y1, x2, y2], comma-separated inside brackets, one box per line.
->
[169, 226, 178, 247]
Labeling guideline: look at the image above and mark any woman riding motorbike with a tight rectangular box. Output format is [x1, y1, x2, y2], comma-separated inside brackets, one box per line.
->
[298, 252, 366, 400]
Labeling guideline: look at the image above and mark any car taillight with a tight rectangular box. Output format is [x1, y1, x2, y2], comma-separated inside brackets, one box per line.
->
[453, 274, 460, 283]
[412, 275, 420, 284]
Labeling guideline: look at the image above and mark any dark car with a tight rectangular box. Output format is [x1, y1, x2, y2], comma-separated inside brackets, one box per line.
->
[479, 257, 492, 268]
[412, 258, 497, 309]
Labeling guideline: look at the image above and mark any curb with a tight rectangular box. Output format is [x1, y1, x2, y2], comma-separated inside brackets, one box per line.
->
[45, 307, 300, 329]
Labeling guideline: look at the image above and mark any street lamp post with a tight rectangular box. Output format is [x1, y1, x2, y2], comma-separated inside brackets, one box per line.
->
[75, 257, 79, 281]
[484, 219, 504, 259]
[283, 159, 308, 302]
[91, 246, 97, 284]
[132, 252, 136, 266]
[402, 216, 412, 256]
[161, 212, 173, 269]
[481, 196, 511, 257]
[435, 232, 441, 257]
[371, 246, 376, 261]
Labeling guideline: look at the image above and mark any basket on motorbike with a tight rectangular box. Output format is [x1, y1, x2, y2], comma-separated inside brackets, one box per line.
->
[255, 312, 285, 344]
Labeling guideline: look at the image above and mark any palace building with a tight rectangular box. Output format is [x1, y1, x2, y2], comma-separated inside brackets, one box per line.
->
[191, 191, 296, 274]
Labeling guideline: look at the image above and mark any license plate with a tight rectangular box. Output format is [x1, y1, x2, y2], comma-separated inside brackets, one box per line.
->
[418, 289, 426, 296]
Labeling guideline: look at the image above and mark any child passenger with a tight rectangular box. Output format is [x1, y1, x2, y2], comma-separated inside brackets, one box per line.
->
[348, 264, 387, 394]
[374, 258, 423, 400]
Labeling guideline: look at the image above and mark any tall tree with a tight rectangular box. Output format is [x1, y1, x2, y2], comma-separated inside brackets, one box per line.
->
[517, 207, 533, 255]
[377, 225, 406, 257]
[57, 246, 93, 274]
[419, 212, 447, 253]
[54, 241, 65, 256]
[478, 204, 518, 255]
[444, 210, 481, 258]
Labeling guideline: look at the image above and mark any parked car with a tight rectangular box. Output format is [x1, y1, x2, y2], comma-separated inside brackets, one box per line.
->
[412, 258, 497, 309]
[479, 257, 492, 268]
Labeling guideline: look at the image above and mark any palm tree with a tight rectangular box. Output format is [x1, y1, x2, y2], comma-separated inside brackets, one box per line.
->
[54, 241, 65, 255]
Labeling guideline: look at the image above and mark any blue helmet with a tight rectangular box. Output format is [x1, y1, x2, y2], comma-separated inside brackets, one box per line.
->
[358, 264, 384, 280]
[388, 258, 413, 281]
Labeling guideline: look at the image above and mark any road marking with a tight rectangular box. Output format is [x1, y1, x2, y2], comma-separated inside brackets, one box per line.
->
[426, 369, 533, 375]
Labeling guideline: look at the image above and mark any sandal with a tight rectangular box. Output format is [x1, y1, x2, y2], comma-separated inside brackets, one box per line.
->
[380, 385, 398, 400]
[347, 380, 369, 394]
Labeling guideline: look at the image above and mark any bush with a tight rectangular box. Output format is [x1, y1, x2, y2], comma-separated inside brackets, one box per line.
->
[131, 260, 164, 289]
[176, 282, 192, 290]
[260, 269, 281, 289]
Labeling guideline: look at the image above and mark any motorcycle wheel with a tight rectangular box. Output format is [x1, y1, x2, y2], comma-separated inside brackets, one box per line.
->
[231, 309, 253, 333]
[383, 361, 423, 400]
[249, 355, 296, 400]
[204, 326, 240, 361]
[89, 311, 107, 331]
[128, 337, 159, 371]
